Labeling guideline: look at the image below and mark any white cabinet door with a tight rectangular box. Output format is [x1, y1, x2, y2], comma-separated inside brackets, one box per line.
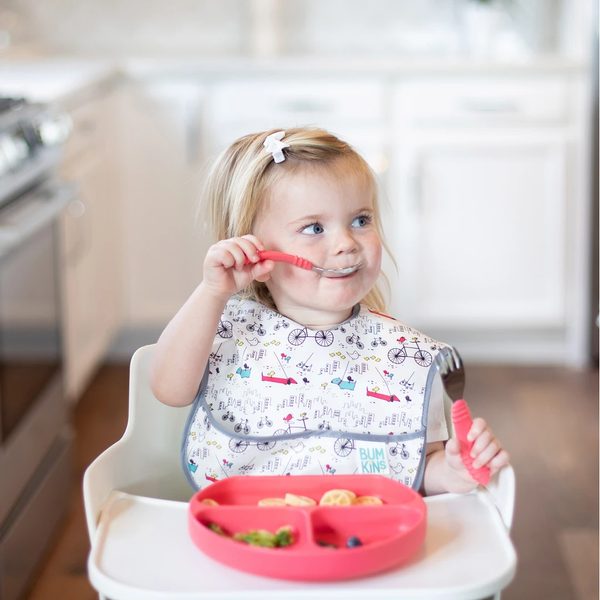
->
[390, 131, 567, 331]
[60, 93, 123, 401]
[115, 81, 208, 326]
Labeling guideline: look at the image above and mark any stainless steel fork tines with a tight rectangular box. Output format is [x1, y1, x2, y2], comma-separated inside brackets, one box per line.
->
[433, 346, 465, 403]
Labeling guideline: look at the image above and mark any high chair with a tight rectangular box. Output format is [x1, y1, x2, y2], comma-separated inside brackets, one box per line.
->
[84, 344, 516, 600]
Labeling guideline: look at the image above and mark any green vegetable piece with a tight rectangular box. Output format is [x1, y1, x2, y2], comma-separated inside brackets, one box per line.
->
[275, 526, 294, 547]
[233, 529, 277, 547]
[207, 523, 227, 537]
[231, 526, 294, 548]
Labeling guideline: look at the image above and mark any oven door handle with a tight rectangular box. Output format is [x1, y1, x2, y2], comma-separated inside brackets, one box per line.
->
[0, 180, 78, 258]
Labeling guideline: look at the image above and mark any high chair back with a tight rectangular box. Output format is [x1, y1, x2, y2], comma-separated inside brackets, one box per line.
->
[84, 344, 515, 600]
[83, 344, 193, 539]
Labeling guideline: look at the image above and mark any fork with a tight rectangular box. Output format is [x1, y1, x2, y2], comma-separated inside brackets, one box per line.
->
[434, 346, 491, 486]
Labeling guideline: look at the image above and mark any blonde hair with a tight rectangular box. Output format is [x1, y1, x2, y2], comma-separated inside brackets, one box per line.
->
[203, 127, 392, 312]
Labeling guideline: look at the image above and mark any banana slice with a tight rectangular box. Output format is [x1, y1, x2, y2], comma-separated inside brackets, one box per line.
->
[319, 489, 356, 506]
[258, 497, 287, 506]
[200, 498, 219, 506]
[284, 493, 317, 506]
[353, 495, 383, 505]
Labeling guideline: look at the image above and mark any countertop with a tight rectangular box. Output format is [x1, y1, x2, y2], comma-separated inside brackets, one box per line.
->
[0, 59, 121, 108]
[0, 54, 589, 107]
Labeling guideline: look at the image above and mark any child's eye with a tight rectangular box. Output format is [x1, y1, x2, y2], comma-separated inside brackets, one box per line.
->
[352, 215, 371, 228]
[301, 223, 324, 235]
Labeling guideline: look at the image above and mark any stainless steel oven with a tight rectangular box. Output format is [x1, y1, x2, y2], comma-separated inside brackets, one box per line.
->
[0, 98, 76, 600]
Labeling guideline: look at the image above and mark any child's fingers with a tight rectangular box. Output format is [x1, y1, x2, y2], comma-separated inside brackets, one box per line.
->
[207, 238, 263, 272]
[472, 438, 501, 469]
[466, 417, 487, 442]
[445, 436, 461, 456]
[444, 437, 467, 472]
[217, 241, 248, 271]
[252, 260, 274, 282]
[236, 237, 262, 264]
[241, 234, 266, 253]
[470, 427, 493, 457]
[206, 240, 244, 268]
[489, 449, 510, 472]
[225, 238, 266, 270]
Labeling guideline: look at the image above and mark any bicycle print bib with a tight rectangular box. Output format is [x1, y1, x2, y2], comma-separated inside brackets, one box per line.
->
[182, 298, 446, 491]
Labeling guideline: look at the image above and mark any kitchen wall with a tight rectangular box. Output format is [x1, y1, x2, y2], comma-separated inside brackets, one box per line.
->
[0, 0, 574, 60]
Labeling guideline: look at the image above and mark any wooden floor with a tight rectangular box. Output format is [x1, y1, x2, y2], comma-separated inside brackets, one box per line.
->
[22, 362, 599, 600]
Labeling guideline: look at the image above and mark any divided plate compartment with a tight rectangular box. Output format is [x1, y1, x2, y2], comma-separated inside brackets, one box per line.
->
[188, 474, 426, 581]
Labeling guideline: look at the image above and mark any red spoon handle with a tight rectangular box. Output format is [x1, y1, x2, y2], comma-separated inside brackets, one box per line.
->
[451, 399, 491, 486]
[244, 251, 313, 270]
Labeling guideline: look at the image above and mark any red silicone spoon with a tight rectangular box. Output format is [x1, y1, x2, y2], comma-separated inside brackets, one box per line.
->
[245, 250, 361, 278]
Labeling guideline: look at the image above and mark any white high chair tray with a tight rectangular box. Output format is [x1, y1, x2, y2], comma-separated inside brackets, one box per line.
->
[89, 490, 516, 600]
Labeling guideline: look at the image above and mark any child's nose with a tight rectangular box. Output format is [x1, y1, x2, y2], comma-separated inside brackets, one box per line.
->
[333, 229, 359, 254]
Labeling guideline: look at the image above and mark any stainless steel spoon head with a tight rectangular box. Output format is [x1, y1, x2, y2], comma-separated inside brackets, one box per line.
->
[313, 263, 362, 278]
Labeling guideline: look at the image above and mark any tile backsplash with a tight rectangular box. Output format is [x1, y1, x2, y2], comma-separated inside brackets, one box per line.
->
[2, 0, 566, 58]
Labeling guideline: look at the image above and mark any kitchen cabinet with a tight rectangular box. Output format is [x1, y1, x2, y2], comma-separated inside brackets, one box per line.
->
[59, 91, 123, 402]
[113, 68, 590, 366]
[206, 78, 391, 186]
[391, 131, 567, 329]
[390, 76, 585, 363]
[115, 80, 208, 328]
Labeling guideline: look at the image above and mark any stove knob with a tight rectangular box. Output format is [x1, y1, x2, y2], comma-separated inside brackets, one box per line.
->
[0, 146, 9, 177]
[13, 136, 29, 162]
[0, 134, 20, 170]
[36, 111, 73, 146]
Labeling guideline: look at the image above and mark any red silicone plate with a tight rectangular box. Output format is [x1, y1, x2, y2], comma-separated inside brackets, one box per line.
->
[188, 474, 426, 581]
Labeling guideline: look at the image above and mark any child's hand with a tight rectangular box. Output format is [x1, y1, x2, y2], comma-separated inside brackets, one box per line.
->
[445, 418, 510, 492]
[203, 235, 275, 301]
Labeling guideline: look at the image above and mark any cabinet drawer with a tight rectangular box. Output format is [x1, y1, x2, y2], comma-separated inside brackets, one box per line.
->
[210, 79, 386, 127]
[397, 78, 568, 126]
[213, 125, 390, 176]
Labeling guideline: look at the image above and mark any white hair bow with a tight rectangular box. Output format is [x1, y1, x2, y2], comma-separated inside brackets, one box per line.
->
[263, 131, 290, 163]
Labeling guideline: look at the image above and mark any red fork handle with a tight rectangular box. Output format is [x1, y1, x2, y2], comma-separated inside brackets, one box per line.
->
[451, 399, 491, 486]
[244, 251, 314, 270]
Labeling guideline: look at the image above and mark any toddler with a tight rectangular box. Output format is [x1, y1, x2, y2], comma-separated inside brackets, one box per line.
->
[150, 127, 509, 496]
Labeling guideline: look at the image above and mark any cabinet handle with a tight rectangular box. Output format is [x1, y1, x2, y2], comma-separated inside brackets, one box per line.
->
[67, 199, 85, 219]
[186, 107, 201, 166]
[278, 100, 333, 113]
[458, 99, 519, 114]
[66, 197, 91, 264]
[410, 165, 423, 215]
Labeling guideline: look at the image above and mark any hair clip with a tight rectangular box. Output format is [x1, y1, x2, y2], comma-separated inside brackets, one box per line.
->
[263, 131, 290, 163]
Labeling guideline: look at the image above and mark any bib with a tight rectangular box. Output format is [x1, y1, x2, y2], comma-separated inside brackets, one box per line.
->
[182, 298, 445, 491]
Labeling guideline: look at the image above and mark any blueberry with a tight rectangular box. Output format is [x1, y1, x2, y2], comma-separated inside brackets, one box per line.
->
[346, 536, 363, 548]
[317, 540, 337, 549]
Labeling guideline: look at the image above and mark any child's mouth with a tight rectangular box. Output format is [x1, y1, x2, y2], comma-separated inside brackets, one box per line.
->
[319, 264, 361, 279]
[331, 271, 357, 280]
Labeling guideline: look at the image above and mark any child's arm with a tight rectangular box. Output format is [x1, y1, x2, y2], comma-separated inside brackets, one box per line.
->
[421, 418, 510, 496]
[149, 235, 274, 407]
